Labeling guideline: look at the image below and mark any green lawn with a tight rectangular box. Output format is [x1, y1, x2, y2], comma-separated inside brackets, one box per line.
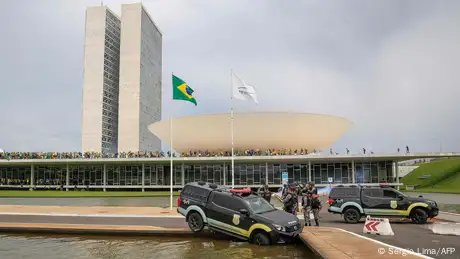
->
[0, 190, 180, 197]
[401, 158, 460, 193]
[411, 169, 460, 194]
[405, 188, 460, 194]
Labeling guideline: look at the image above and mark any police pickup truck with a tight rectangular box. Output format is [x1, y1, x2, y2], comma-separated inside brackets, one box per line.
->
[327, 184, 439, 224]
[177, 182, 302, 245]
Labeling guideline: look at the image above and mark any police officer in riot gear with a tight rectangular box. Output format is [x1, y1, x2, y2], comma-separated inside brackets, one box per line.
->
[258, 183, 272, 203]
[292, 183, 300, 213]
[301, 183, 309, 208]
[281, 184, 288, 199]
[295, 183, 304, 212]
[282, 184, 298, 215]
[303, 182, 321, 226]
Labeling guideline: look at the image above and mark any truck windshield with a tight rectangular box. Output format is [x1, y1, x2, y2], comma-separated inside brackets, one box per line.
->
[244, 197, 276, 214]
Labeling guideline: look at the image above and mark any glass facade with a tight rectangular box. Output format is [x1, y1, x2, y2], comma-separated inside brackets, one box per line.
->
[0, 160, 396, 188]
[354, 161, 394, 183]
[101, 10, 121, 153]
[226, 164, 266, 186]
[311, 163, 352, 184]
[0, 166, 32, 185]
[184, 165, 225, 186]
[36, 166, 66, 185]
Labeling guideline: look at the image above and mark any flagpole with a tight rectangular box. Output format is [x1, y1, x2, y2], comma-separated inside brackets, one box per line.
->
[170, 117, 173, 210]
[230, 70, 235, 189]
[170, 71, 174, 210]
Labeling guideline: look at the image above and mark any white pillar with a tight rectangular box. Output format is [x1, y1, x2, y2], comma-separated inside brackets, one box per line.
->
[181, 163, 185, 186]
[103, 163, 107, 192]
[141, 163, 145, 192]
[29, 164, 35, 191]
[265, 162, 268, 185]
[65, 164, 69, 191]
[351, 160, 356, 184]
[223, 162, 226, 186]
[308, 160, 312, 183]
[395, 161, 400, 190]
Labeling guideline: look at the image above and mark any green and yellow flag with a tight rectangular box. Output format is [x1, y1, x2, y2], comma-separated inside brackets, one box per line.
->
[172, 74, 197, 106]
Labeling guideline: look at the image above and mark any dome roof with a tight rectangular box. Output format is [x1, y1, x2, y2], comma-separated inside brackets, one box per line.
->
[148, 112, 353, 153]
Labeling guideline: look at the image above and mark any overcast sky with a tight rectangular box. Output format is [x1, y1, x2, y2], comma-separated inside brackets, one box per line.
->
[1, 0, 459, 153]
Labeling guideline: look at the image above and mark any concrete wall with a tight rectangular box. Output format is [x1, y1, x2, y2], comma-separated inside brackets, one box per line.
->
[398, 165, 419, 178]
[118, 3, 142, 152]
[118, 3, 162, 152]
[81, 7, 107, 153]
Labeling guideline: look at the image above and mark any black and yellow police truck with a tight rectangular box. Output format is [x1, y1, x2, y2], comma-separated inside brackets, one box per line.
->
[177, 182, 302, 245]
[327, 184, 439, 224]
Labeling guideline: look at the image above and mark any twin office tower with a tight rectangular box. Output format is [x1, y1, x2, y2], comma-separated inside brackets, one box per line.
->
[81, 3, 162, 154]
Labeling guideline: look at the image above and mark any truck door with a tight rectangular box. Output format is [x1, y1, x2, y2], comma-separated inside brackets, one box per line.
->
[207, 193, 253, 239]
[361, 188, 384, 215]
[378, 189, 407, 215]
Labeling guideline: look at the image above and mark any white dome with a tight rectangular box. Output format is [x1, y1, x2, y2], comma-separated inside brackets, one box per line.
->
[148, 112, 353, 153]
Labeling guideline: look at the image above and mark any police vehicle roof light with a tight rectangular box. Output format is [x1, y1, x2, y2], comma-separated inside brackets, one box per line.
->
[379, 184, 390, 187]
[230, 188, 251, 194]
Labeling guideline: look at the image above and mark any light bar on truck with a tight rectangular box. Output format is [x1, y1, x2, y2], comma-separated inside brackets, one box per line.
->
[230, 188, 251, 194]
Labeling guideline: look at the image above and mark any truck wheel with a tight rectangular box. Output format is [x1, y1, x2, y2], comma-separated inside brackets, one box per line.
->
[410, 208, 428, 224]
[188, 212, 204, 232]
[343, 208, 361, 224]
[252, 232, 271, 246]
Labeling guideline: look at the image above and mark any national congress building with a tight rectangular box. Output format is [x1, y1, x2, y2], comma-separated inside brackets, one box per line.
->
[1, 4, 459, 192]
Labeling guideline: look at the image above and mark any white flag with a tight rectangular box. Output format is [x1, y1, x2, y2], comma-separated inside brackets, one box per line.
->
[231, 71, 258, 104]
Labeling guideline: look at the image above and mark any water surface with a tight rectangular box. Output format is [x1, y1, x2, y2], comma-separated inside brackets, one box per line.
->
[0, 234, 314, 259]
[0, 196, 177, 207]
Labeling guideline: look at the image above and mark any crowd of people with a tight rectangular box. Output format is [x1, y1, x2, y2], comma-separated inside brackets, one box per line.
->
[0, 149, 318, 160]
[0, 151, 168, 160]
[0, 146, 412, 160]
[180, 148, 315, 157]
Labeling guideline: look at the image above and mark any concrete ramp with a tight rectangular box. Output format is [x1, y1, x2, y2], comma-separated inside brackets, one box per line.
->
[299, 227, 432, 258]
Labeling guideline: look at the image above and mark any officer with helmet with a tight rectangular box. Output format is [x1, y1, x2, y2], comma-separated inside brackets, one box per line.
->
[282, 183, 298, 215]
[302, 181, 321, 226]
[281, 183, 288, 199]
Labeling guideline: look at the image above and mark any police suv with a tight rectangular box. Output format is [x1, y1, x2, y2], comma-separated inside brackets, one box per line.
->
[177, 182, 302, 245]
[327, 184, 439, 224]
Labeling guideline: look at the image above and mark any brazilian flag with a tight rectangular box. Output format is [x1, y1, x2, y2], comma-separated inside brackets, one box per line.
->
[172, 74, 197, 106]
